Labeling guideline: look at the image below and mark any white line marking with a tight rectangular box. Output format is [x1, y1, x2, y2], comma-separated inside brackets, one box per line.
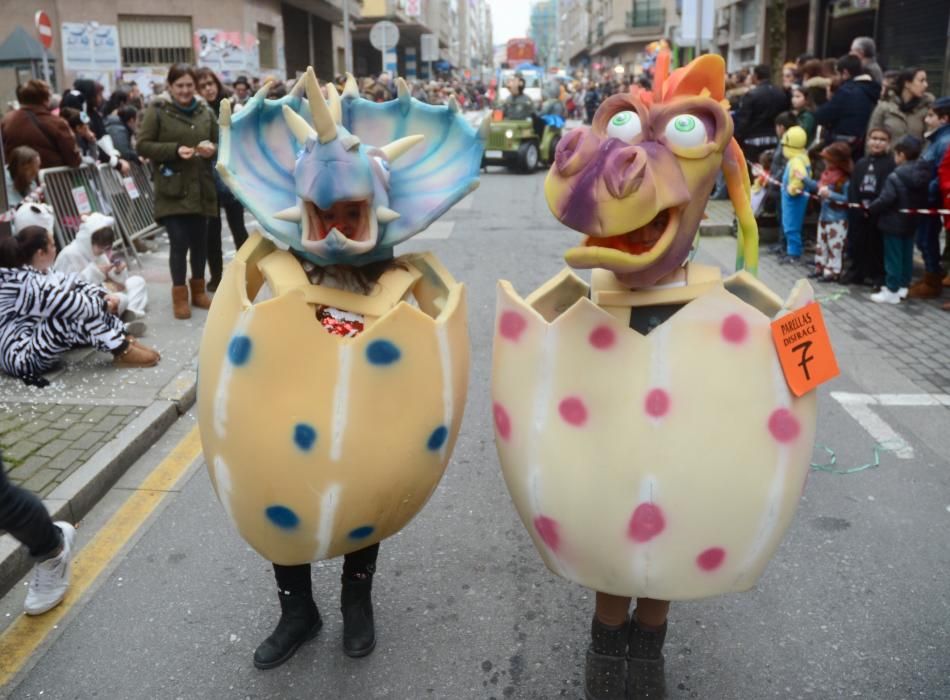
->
[415, 221, 454, 240]
[330, 344, 353, 461]
[828, 392, 930, 459]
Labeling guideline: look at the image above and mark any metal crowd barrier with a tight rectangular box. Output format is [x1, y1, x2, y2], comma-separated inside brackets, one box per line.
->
[38, 161, 163, 267]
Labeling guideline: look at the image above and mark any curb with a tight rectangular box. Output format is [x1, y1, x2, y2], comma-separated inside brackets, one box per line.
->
[0, 371, 197, 599]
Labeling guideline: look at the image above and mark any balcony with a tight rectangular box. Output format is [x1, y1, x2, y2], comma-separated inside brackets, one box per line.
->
[626, 7, 665, 30]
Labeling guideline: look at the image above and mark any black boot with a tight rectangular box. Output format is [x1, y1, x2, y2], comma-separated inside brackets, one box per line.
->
[585, 616, 627, 700]
[341, 574, 376, 657]
[626, 617, 667, 699]
[253, 589, 322, 670]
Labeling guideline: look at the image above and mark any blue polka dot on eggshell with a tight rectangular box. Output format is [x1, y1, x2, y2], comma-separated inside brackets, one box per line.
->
[266, 505, 299, 530]
[366, 339, 401, 365]
[293, 423, 317, 451]
[349, 525, 375, 539]
[228, 335, 252, 365]
[427, 425, 448, 451]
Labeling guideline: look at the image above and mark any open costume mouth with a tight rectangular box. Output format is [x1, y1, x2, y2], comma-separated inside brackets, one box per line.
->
[564, 206, 683, 273]
[304, 200, 373, 243]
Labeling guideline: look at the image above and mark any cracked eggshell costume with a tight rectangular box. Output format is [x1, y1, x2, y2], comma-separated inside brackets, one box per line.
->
[492, 55, 819, 600]
[197, 69, 484, 565]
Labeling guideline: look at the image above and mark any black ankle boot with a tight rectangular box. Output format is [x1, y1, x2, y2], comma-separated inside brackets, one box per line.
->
[341, 574, 375, 658]
[253, 590, 322, 670]
[585, 616, 628, 700]
[626, 617, 667, 699]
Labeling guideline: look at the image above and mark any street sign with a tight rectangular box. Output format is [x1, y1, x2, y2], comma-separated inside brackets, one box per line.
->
[420, 34, 438, 63]
[34, 11, 53, 49]
[369, 21, 399, 51]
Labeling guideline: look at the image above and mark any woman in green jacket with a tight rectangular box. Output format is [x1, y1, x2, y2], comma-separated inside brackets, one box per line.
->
[136, 64, 219, 319]
[866, 67, 933, 143]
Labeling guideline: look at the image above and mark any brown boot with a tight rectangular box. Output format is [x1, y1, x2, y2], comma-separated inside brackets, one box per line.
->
[189, 278, 212, 309]
[113, 338, 161, 368]
[906, 272, 943, 299]
[172, 285, 191, 319]
[942, 274, 950, 288]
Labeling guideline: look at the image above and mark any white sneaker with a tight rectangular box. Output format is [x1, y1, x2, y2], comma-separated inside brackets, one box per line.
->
[870, 288, 901, 304]
[898, 287, 908, 299]
[24, 522, 76, 615]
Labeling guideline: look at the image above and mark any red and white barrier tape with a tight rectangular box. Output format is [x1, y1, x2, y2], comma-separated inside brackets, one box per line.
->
[751, 166, 950, 215]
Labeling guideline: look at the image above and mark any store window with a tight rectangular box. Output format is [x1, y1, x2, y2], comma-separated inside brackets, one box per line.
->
[258, 23, 276, 69]
[118, 16, 193, 66]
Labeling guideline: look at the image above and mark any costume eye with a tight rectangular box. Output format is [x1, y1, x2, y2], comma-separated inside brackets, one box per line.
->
[606, 111, 642, 142]
[664, 114, 706, 148]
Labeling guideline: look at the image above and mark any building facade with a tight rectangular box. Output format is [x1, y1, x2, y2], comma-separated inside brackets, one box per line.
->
[0, 0, 364, 105]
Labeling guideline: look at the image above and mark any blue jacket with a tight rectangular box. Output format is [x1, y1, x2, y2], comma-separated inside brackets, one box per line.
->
[804, 176, 850, 222]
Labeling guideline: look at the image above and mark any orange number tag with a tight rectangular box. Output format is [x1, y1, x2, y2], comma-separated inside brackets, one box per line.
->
[770, 301, 839, 396]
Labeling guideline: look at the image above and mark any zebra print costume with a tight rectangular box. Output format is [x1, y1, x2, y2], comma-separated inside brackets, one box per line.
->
[0, 266, 126, 382]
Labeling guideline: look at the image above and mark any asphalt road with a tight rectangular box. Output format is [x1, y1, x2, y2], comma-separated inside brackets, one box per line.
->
[2, 169, 949, 699]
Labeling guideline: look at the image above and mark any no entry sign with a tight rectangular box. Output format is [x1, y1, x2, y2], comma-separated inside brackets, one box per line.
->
[35, 11, 53, 49]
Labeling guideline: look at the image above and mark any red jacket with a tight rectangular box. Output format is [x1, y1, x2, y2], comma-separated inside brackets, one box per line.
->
[939, 144, 950, 230]
[1, 105, 81, 169]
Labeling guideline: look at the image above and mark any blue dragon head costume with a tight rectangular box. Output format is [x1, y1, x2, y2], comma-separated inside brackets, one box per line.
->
[198, 68, 485, 566]
[216, 68, 485, 266]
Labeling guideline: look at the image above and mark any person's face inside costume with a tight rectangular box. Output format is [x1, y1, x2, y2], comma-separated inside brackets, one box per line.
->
[170, 74, 196, 107]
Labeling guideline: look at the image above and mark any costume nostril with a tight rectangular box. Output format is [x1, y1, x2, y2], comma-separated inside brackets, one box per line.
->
[555, 129, 582, 173]
[605, 146, 646, 199]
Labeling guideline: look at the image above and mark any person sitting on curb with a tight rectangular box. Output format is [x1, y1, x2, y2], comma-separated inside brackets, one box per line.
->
[0, 451, 76, 615]
[0, 216, 161, 386]
[53, 213, 149, 329]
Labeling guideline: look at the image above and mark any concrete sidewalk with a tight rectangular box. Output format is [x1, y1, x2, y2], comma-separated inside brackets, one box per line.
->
[0, 235, 215, 595]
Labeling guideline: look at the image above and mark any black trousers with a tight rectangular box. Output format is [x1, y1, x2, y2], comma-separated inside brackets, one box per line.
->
[206, 195, 249, 281]
[847, 213, 884, 282]
[0, 457, 62, 559]
[273, 543, 380, 596]
[162, 215, 209, 286]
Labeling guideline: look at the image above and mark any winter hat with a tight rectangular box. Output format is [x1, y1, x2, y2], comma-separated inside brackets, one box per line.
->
[819, 142, 853, 173]
[12, 202, 54, 234]
[78, 212, 115, 236]
[780, 126, 808, 150]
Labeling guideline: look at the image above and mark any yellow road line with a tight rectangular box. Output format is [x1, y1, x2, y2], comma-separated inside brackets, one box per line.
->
[0, 426, 203, 686]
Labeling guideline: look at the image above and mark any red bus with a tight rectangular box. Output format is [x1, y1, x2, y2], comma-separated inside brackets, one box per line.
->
[506, 38, 537, 65]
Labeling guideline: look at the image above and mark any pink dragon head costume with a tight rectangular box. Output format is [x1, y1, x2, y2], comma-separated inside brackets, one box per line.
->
[491, 55, 819, 601]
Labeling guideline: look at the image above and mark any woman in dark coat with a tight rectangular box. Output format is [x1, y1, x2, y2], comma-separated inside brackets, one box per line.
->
[136, 64, 219, 319]
[196, 67, 249, 292]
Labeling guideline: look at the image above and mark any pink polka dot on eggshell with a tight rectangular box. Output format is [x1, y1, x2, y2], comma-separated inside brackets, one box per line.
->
[499, 311, 527, 341]
[534, 515, 560, 552]
[493, 402, 511, 440]
[558, 397, 588, 426]
[644, 389, 670, 418]
[697, 547, 726, 571]
[721, 314, 748, 344]
[588, 325, 616, 349]
[768, 408, 800, 443]
[628, 503, 666, 542]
